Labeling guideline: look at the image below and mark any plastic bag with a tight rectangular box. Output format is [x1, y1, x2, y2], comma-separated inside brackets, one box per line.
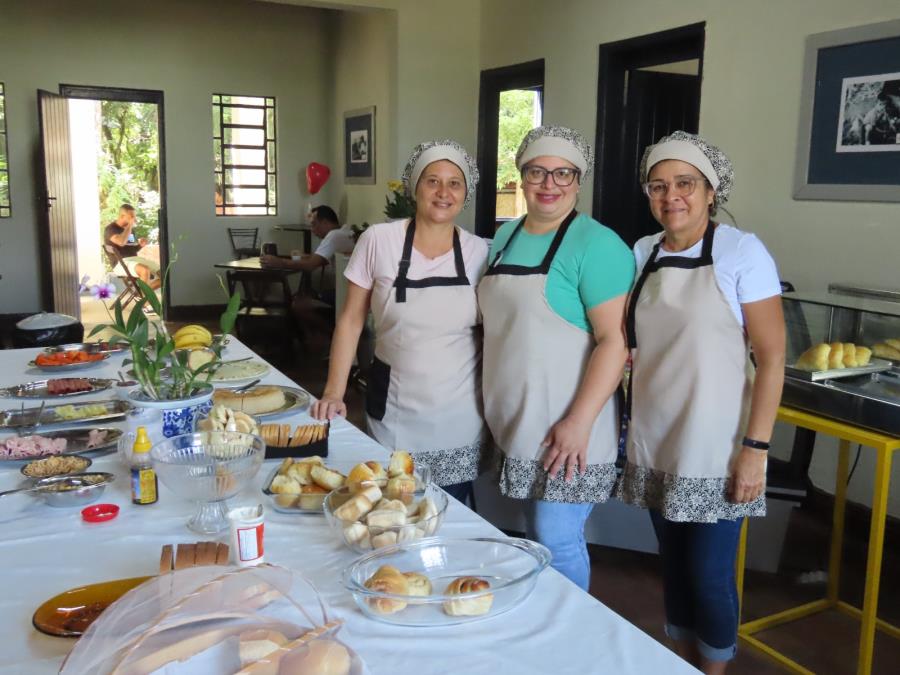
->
[60, 564, 369, 675]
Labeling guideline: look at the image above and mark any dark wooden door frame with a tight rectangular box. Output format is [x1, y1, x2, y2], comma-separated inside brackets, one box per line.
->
[592, 22, 705, 229]
[58, 84, 169, 318]
[475, 59, 544, 238]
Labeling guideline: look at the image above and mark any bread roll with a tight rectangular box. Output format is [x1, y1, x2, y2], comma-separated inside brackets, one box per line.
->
[310, 465, 345, 490]
[374, 498, 408, 513]
[333, 494, 374, 522]
[842, 343, 858, 368]
[364, 566, 409, 614]
[270, 475, 301, 494]
[442, 576, 493, 616]
[297, 484, 328, 510]
[397, 524, 421, 543]
[355, 483, 383, 503]
[342, 521, 369, 545]
[280, 639, 351, 675]
[403, 572, 432, 596]
[238, 629, 288, 666]
[873, 343, 900, 360]
[827, 342, 844, 369]
[855, 346, 872, 366]
[886, 338, 900, 351]
[388, 450, 414, 477]
[212, 385, 286, 415]
[384, 475, 416, 500]
[365, 461, 388, 483]
[366, 508, 407, 528]
[371, 531, 399, 549]
[346, 462, 377, 490]
[795, 343, 830, 372]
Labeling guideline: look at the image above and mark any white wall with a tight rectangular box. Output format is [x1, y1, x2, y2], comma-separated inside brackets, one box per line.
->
[330, 8, 398, 226]
[0, 0, 337, 310]
[481, 0, 900, 515]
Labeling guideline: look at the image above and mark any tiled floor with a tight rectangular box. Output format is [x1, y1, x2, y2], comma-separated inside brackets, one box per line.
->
[150, 323, 900, 674]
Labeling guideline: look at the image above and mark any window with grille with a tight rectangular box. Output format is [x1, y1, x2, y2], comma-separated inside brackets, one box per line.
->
[213, 94, 276, 216]
[0, 83, 10, 217]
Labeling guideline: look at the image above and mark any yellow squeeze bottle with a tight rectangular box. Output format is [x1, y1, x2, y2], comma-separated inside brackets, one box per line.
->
[130, 426, 158, 505]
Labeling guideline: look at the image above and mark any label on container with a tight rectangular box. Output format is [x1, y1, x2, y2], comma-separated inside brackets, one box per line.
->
[236, 523, 265, 562]
[131, 467, 158, 505]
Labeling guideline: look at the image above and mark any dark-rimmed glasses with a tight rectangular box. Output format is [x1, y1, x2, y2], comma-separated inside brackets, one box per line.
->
[642, 175, 704, 200]
[522, 164, 580, 187]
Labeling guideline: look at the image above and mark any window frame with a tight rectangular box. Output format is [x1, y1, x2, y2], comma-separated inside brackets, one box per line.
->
[212, 93, 277, 216]
[0, 82, 11, 218]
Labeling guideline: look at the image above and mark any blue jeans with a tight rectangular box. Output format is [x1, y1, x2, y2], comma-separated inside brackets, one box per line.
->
[649, 510, 743, 662]
[525, 500, 594, 590]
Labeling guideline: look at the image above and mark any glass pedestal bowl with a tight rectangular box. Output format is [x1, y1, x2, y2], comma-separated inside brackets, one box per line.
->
[150, 431, 264, 534]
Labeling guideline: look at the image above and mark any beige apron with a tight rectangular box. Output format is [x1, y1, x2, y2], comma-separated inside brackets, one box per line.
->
[366, 219, 485, 486]
[478, 210, 619, 503]
[617, 225, 765, 522]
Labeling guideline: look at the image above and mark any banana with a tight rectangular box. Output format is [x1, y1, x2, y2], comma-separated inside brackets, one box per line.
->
[174, 324, 212, 344]
[175, 339, 208, 351]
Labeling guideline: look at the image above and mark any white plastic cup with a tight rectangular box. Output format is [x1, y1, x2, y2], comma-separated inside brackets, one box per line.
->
[228, 504, 265, 566]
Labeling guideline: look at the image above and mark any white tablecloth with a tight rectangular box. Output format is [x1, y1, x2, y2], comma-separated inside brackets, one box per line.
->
[0, 340, 697, 675]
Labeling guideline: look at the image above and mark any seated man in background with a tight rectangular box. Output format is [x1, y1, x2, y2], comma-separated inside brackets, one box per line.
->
[260, 205, 356, 349]
[260, 205, 355, 306]
[104, 203, 161, 289]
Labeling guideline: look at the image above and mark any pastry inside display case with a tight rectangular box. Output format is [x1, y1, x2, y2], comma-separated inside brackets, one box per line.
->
[782, 288, 900, 435]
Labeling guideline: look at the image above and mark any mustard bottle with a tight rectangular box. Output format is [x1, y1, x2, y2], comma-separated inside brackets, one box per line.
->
[130, 426, 158, 505]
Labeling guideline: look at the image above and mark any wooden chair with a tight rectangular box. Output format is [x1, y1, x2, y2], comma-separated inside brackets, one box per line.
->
[225, 269, 295, 354]
[104, 244, 143, 310]
[227, 228, 260, 259]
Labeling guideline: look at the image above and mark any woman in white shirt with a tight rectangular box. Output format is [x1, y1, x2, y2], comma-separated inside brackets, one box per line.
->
[311, 140, 488, 503]
[617, 131, 785, 674]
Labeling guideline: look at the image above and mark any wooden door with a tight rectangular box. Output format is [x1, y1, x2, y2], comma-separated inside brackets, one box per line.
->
[37, 90, 79, 317]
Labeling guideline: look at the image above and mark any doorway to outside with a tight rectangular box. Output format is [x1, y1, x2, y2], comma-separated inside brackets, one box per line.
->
[38, 85, 167, 328]
[475, 59, 544, 238]
[593, 23, 705, 246]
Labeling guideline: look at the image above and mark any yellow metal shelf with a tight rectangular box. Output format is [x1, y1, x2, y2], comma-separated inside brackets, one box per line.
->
[736, 406, 900, 674]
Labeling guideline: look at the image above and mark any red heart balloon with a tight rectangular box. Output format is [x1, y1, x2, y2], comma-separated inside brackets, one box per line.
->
[306, 162, 331, 195]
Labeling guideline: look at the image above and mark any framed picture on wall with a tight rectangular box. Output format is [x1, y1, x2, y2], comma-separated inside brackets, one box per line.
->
[344, 106, 375, 184]
[794, 19, 900, 202]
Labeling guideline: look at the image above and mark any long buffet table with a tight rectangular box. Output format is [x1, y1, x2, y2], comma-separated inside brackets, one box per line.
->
[0, 339, 698, 675]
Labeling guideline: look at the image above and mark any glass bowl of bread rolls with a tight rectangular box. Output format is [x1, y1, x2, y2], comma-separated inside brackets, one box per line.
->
[342, 537, 551, 626]
[324, 482, 448, 553]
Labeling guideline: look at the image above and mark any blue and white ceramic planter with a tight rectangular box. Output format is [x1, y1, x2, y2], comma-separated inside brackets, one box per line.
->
[126, 385, 215, 438]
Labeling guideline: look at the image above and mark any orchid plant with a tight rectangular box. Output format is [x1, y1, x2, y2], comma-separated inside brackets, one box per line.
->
[88, 254, 241, 401]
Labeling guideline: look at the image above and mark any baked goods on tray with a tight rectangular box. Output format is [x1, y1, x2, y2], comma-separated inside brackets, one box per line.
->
[361, 567, 494, 617]
[872, 341, 900, 361]
[213, 385, 286, 415]
[261, 422, 328, 448]
[442, 576, 494, 616]
[795, 342, 873, 371]
[268, 456, 344, 509]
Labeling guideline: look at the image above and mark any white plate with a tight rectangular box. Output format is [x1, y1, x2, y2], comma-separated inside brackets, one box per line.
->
[209, 361, 270, 383]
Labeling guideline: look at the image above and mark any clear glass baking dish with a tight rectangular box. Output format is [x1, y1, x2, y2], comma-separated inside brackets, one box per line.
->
[323, 483, 447, 552]
[342, 537, 551, 626]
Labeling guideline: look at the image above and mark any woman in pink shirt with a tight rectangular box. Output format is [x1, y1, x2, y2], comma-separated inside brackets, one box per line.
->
[311, 140, 488, 503]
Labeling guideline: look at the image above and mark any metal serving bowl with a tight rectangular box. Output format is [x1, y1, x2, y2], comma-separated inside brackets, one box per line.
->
[33, 472, 115, 507]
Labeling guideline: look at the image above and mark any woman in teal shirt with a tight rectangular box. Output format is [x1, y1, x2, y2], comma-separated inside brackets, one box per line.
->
[478, 125, 634, 590]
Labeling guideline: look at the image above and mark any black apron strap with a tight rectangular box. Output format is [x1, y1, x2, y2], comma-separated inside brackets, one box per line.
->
[394, 218, 416, 303]
[451, 227, 466, 280]
[486, 209, 578, 276]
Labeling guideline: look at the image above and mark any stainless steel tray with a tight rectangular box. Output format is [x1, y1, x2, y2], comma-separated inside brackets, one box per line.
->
[785, 358, 893, 382]
[0, 378, 114, 399]
[0, 400, 131, 428]
[0, 427, 123, 462]
[42, 341, 127, 355]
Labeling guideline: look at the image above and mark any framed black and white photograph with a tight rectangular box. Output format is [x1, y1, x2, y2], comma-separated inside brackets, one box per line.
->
[794, 19, 900, 201]
[344, 106, 375, 184]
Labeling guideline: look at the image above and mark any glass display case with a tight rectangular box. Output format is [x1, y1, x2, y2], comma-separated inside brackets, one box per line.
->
[782, 289, 900, 435]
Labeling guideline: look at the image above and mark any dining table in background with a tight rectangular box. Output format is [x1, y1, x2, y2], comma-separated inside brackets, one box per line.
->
[0, 340, 700, 675]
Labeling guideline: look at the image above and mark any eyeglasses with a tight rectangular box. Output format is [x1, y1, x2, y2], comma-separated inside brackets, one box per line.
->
[522, 165, 580, 187]
[642, 175, 704, 200]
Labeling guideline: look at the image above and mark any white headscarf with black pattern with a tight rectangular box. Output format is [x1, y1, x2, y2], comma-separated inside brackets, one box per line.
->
[639, 130, 734, 210]
[515, 125, 594, 178]
[402, 139, 480, 208]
